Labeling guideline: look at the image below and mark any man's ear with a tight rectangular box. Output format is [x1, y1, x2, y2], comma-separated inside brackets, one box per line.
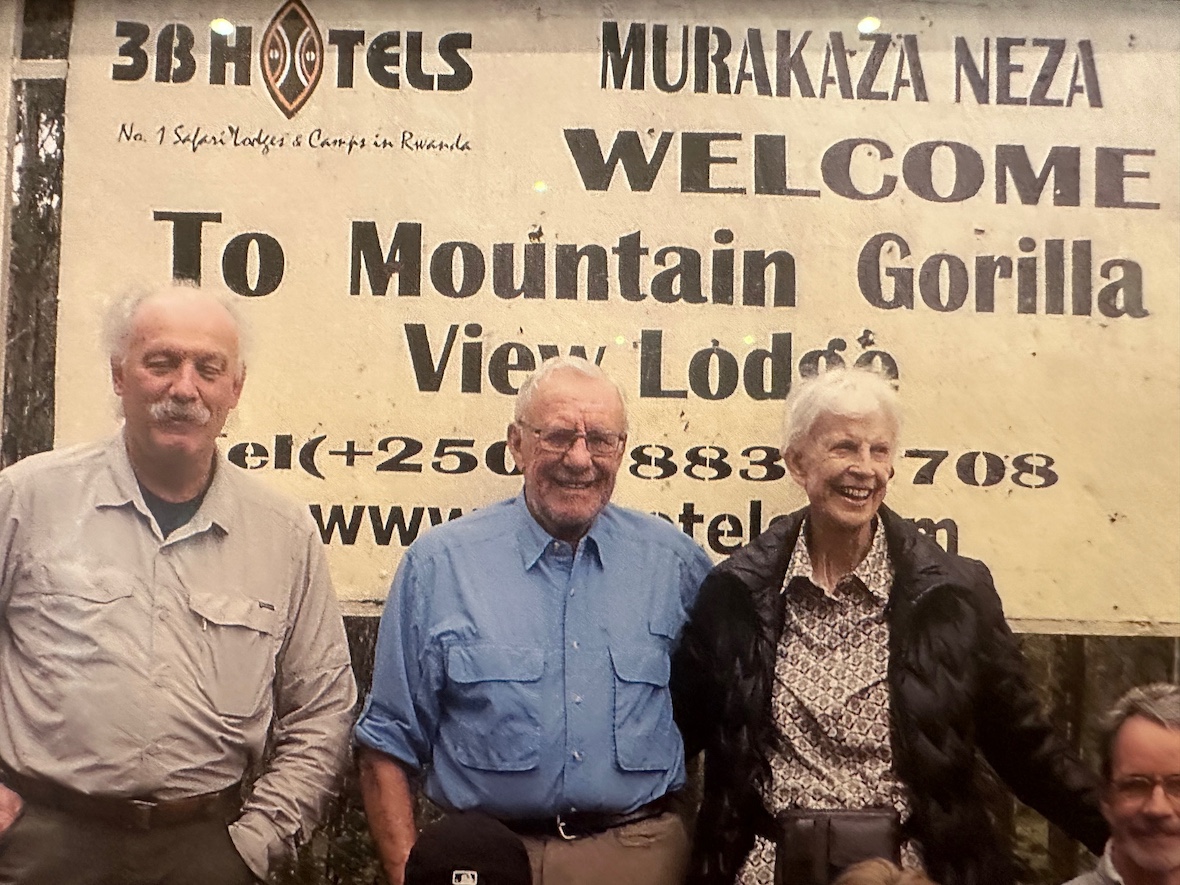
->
[229, 364, 246, 406]
[507, 422, 523, 462]
[110, 358, 125, 396]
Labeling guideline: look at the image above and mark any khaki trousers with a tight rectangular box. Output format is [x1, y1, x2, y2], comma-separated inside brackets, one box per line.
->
[519, 810, 690, 885]
[0, 801, 258, 885]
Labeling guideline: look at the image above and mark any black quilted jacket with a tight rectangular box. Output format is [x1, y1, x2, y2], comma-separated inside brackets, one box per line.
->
[671, 505, 1107, 885]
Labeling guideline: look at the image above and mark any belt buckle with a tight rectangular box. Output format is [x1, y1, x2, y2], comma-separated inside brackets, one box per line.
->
[128, 799, 157, 830]
[555, 815, 578, 841]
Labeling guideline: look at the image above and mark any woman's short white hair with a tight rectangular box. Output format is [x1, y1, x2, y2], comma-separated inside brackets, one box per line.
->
[781, 367, 901, 457]
[514, 356, 628, 432]
[102, 283, 249, 379]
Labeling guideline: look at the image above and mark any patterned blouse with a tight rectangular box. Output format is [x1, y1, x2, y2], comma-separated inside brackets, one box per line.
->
[735, 519, 919, 885]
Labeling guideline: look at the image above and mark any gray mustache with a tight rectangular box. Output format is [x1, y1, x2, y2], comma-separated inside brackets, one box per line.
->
[149, 399, 212, 425]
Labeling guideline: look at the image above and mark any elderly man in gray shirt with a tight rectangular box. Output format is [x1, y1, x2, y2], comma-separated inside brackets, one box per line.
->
[0, 285, 356, 884]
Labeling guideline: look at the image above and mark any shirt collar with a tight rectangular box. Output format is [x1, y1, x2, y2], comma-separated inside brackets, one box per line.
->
[94, 431, 235, 538]
[513, 492, 605, 570]
[782, 516, 892, 604]
[1098, 841, 1125, 884]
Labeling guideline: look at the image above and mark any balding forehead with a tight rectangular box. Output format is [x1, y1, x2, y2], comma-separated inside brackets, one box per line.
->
[526, 370, 624, 421]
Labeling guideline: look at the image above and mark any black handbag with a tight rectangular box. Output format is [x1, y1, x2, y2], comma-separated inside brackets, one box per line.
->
[773, 808, 900, 885]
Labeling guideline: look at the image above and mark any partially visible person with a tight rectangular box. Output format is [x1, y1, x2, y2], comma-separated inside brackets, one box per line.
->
[833, 858, 939, 885]
[672, 367, 1107, 885]
[0, 285, 356, 884]
[1064, 683, 1180, 885]
[405, 812, 532, 885]
[356, 357, 714, 885]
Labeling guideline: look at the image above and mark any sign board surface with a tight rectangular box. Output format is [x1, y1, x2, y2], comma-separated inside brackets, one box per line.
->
[54, 0, 1180, 632]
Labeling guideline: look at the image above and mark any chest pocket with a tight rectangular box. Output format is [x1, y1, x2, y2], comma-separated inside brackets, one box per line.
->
[186, 591, 279, 718]
[609, 645, 678, 772]
[443, 644, 544, 772]
[14, 562, 136, 662]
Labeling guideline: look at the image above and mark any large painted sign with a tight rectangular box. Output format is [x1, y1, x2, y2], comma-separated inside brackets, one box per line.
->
[53, 0, 1179, 632]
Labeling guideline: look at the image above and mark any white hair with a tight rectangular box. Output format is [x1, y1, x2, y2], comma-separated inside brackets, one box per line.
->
[781, 367, 901, 457]
[103, 283, 249, 379]
[514, 356, 628, 432]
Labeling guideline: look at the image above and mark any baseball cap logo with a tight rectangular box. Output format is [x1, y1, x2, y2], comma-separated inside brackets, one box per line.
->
[453, 872, 478, 885]
[260, 0, 323, 118]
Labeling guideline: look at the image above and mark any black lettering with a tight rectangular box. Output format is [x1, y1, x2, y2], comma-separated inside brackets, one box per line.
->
[601, 22, 645, 89]
[856, 33, 891, 100]
[564, 128, 673, 192]
[822, 138, 896, 200]
[309, 504, 365, 545]
[858, 232, 913, 309]
[404, 32, 435, 90]
[328, 29, 365, 88]
[652, 246, 704, 304]
[221, 233, 284, 297]
[210, 24, 252, 85]
[995, 144, 1080, 206]
[155, 24, 196, 84]
[953, 36, 989, 103]
[430, 242, 485, 298]
[681, 132, 744, 194]
[492, 243, 545, 299]
[902, 141, 984, 203]
[489, 342, 537, 394]
[436, 33, 473, 90]
[153, 210, 222, 283]
[1095, 147, 1159, 209]
[995, 37, 1026, 105]
[112, 21, 150, 81]
[404, 323, 457, 392]
[638, 329, 688, 398]
[350, 221, 422, 295]
[555, 244, 609, 300]
[1029, 38, 1065, 106]
[775, 30, 815, 97]
[741, 251, 795, 307]
[367, 31, 401, 89]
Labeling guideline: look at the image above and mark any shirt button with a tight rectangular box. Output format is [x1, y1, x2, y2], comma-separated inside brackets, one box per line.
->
[157, 610, 168, 621]
[572, 694, 583, 704]
[571, 640, 580, 650]
[569, 587, 576, 597]
[571, 750, 583, 762]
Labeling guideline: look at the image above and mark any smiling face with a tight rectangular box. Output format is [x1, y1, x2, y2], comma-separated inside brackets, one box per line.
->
[507, 368, 626, 542]
[112, 293, 244, 477]
[786, 410, 896, 544]
[1102, 716, 1180, 879]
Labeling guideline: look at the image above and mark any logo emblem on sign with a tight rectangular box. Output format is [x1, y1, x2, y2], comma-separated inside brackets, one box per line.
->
[260, 0, 324, 118]
[453, 872, 478, 885]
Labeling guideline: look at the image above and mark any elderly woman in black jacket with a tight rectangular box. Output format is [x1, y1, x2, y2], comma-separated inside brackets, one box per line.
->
[672, 367, 1106, 885]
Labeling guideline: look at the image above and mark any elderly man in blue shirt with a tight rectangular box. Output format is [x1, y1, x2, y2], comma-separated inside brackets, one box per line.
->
[355, 356, 713, 885]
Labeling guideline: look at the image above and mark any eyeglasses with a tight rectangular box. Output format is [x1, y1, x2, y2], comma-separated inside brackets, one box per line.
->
[522, 425, 626, 456]
[1109, 775, 1180, 806]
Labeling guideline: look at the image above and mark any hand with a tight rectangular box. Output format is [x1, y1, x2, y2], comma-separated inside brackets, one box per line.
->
[0, 782, 22, 834]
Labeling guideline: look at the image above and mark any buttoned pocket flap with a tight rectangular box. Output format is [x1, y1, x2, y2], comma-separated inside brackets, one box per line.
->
[31, 562, 136, 603]
[187, 591, 278, 635]
[609, 645, 670, 686]
[446, 644, 544, 683]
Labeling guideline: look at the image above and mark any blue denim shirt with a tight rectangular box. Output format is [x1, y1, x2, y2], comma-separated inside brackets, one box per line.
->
[355, 494, 713, 818]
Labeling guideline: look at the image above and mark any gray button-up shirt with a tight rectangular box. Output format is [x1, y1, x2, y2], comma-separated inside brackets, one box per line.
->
[0, 434, 356, 878]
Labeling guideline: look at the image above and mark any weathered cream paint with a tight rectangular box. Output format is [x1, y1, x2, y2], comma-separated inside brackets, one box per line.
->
[53, 0, 1179, 632]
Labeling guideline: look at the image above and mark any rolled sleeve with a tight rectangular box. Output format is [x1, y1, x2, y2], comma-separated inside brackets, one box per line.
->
[230, 528, 357, 879]
[354, 548, 441, 771]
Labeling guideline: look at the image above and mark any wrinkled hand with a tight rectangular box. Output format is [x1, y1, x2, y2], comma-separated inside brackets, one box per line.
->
[0, 783, 22, 834]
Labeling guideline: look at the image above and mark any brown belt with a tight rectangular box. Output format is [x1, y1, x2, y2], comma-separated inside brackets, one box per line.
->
[503, 794, 673, 841]
[0, 763, 241, 831]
